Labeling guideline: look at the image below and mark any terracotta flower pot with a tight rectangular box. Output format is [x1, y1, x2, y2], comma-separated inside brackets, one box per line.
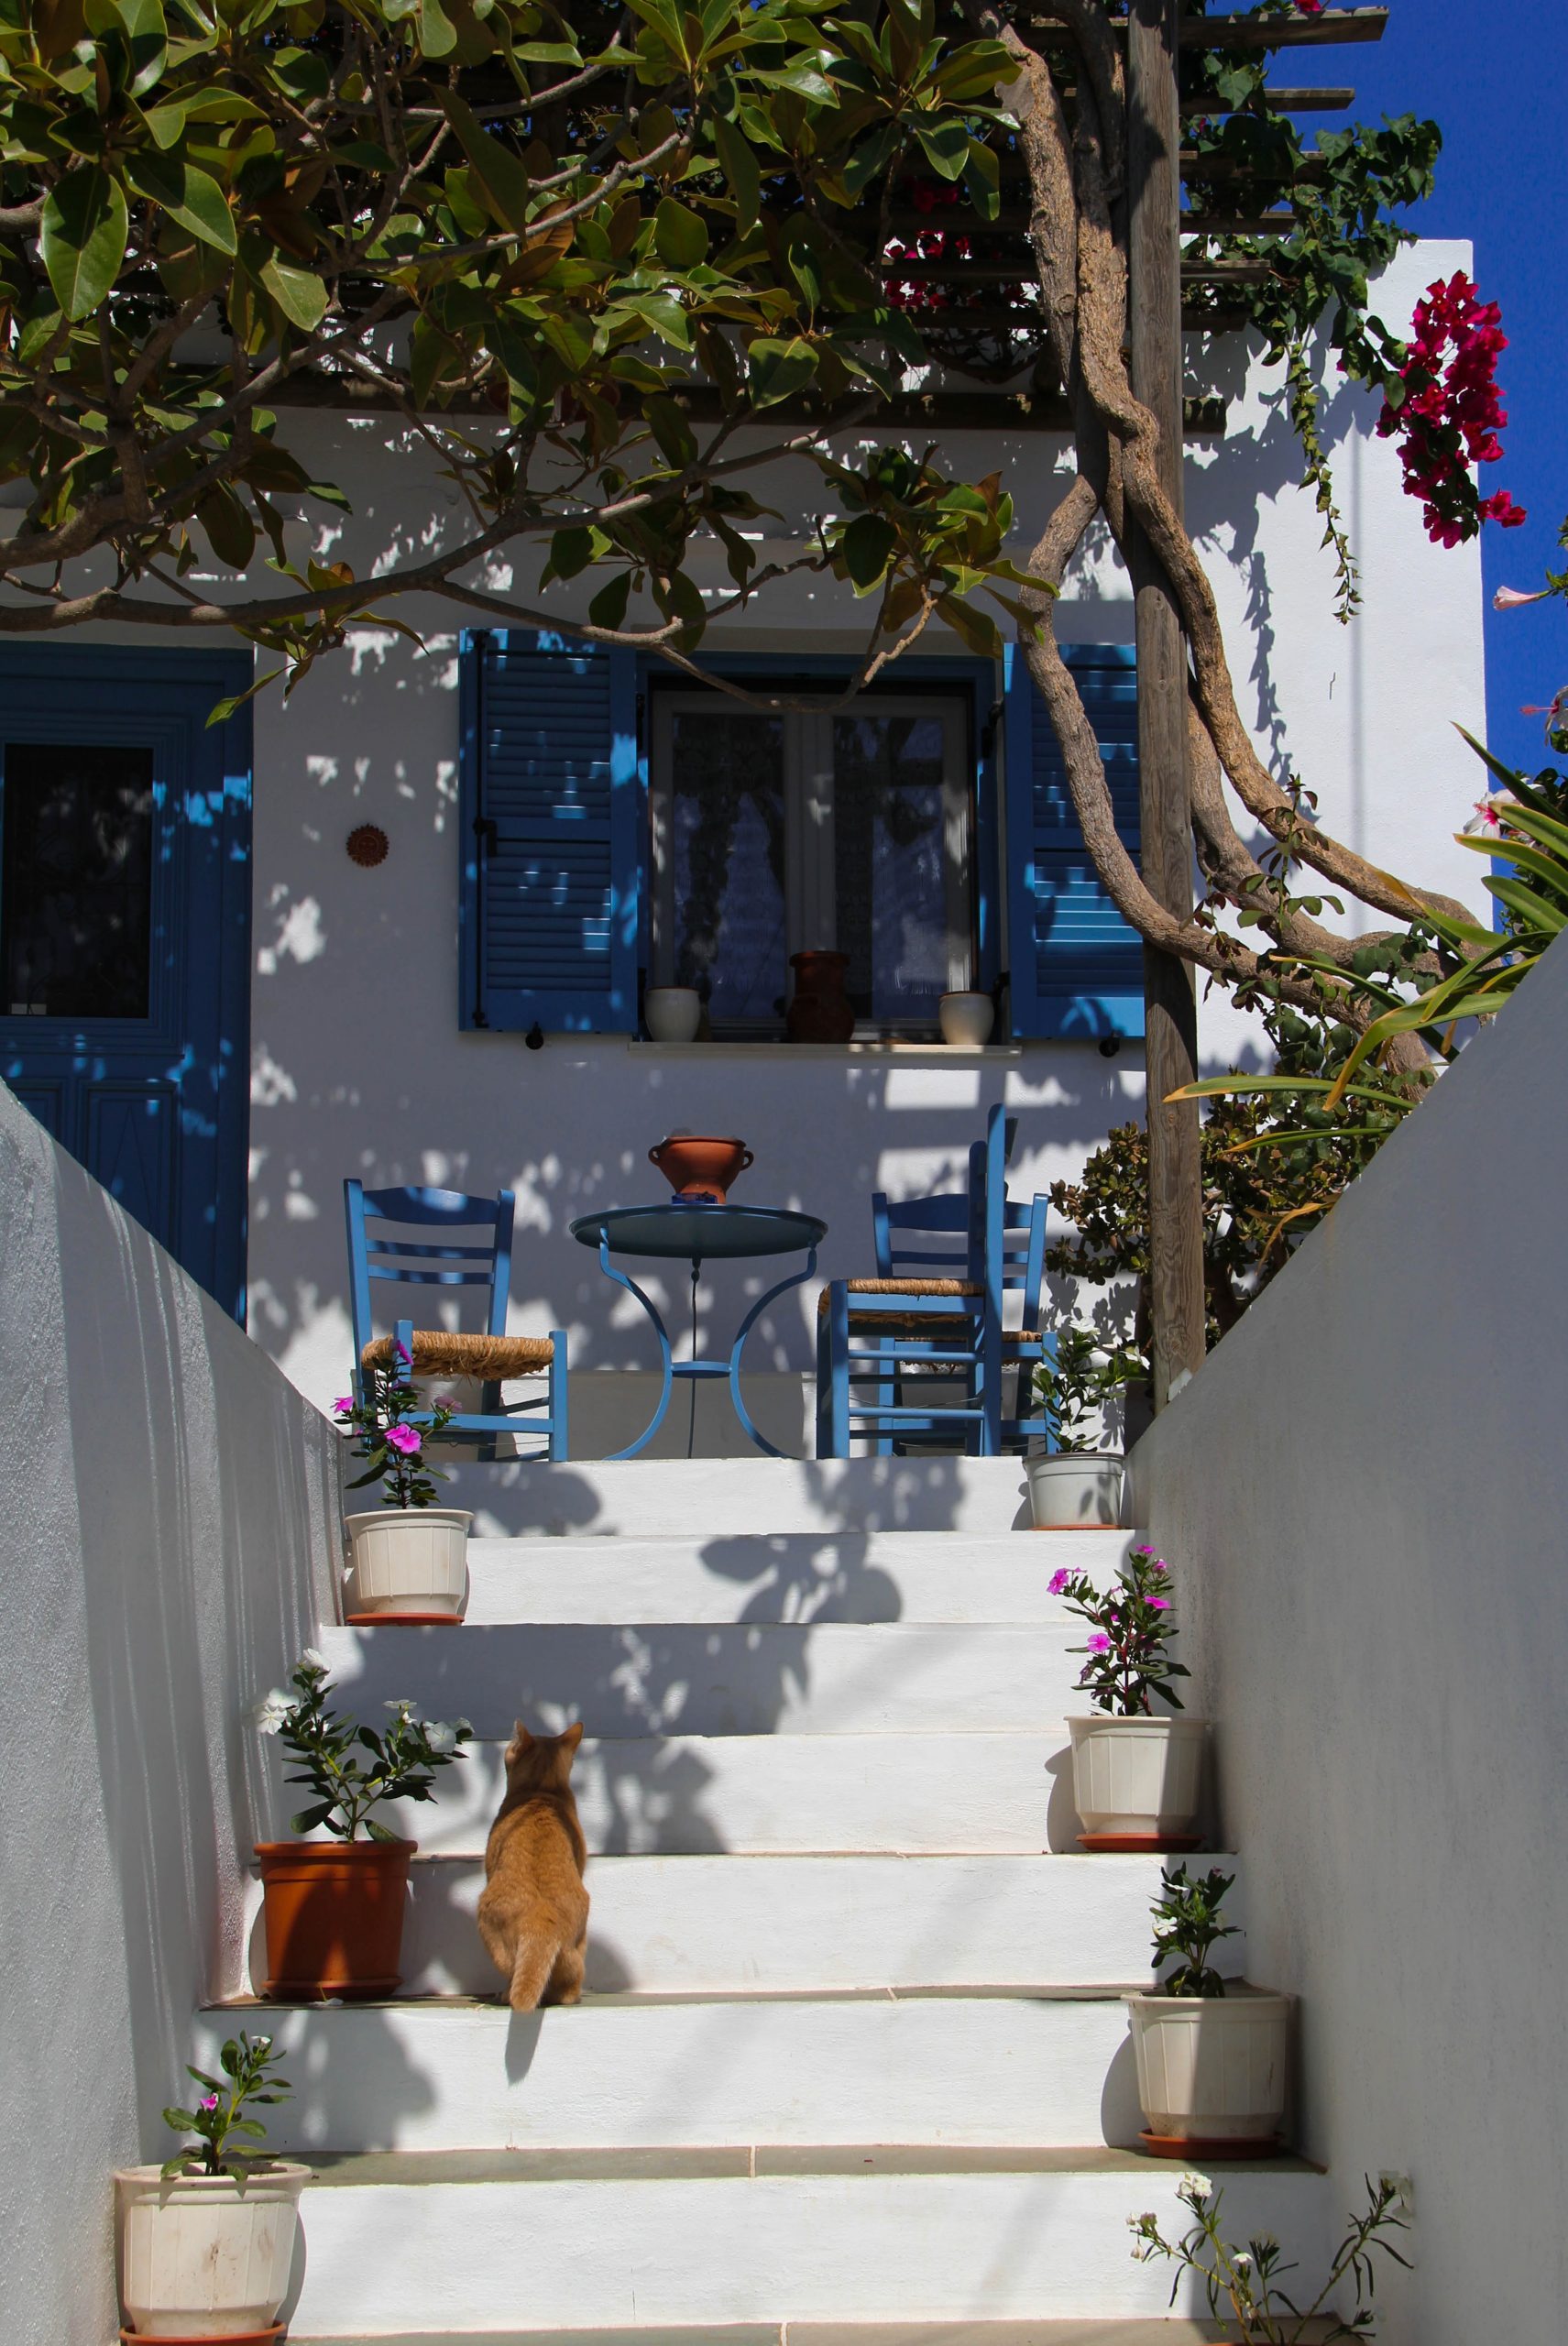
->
[648, 1134, 753, 1203]
[786, 949, 856, 1044]
[255, 1838, 415, 2000]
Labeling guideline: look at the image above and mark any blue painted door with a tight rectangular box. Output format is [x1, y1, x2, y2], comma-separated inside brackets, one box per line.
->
[0, 646, 253, 1316]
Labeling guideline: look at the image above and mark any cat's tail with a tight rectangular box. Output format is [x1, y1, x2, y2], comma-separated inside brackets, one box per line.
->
[507, 1932, 562, 2012]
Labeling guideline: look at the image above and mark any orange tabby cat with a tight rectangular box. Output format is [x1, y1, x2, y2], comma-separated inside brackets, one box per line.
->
[477, 1719, 590, 2010]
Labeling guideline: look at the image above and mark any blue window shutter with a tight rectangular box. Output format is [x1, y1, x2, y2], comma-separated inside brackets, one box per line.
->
[1003, 641, 1146, 1039]
[461, 630, 640, 1033]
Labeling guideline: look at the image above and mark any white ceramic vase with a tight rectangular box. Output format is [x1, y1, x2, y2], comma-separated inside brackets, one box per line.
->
[644, 987, 702, 1043]
[1068, 1713, 1208, 1840]
[1025, 1450, 1125, 1528]
[343, 1507, 471, 1623]
[116, 2162, 310, 2337]
[1125, 1989, 1292, 2147]
[938, 991, 995, 1047]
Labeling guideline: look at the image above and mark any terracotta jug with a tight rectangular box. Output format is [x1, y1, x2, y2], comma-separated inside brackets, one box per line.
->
[786, 949, 856, 1044]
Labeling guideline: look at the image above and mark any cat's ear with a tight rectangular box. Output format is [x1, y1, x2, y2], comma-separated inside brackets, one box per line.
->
[513, 1720, 534, 1746]
[563, 1720, 585, 1751]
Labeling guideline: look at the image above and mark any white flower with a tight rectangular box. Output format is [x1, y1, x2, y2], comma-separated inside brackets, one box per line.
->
[1233, 2251, 1253, 2272]
[383, 1697, 414, 1714]
[300, 1646, 327, 1673]
[424, 1721, 457, 1755]
[455, 1717, 472, 1738]
[251, 1689, 292, 1736]
[1178, 2170, 1212, 2201]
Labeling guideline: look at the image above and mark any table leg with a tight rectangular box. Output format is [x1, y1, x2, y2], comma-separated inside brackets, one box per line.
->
[596, 1236, 675, 1462]
[729, 1246, 817, 1458]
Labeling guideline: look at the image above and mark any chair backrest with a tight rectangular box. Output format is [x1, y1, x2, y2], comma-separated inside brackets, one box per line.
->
[871, 1188, 975, 1281]
[344, 1180, 516, 1363]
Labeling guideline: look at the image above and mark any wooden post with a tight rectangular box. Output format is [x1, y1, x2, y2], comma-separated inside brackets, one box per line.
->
[1127, 0, 1206, 1409]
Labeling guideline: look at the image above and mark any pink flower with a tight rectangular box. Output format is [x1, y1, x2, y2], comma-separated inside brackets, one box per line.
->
[396, 1339, 413, 1364]
[199, 2093, 220, 2112]
[1295, 0, 1323, 13]
[1494, 585, 1551, 608]
[1086, 1632, 1113, 1653]
[384, 1423, 422, 1455]
[333, 1395, 355, 1415]
[1148, 1596, 1171, 1611]
[1472, 797, 1502, 829]
[1047, 1568, 1070, 1595]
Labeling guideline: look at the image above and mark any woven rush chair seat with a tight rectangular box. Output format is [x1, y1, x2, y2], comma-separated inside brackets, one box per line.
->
[817, 1278, 982, 1333]
[361, 1331, 555, 1378]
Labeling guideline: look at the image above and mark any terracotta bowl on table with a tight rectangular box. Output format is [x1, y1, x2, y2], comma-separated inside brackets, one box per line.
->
[648, 1135, 753, 1205]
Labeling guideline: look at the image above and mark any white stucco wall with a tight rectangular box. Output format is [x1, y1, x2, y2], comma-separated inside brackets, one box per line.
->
[0, 1081, 339, 2346]
[235, 240, 1488, 1421]
[1128, 931, 1568, 2346]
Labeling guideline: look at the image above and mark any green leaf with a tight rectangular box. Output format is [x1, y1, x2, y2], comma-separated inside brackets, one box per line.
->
[260, 258, 328, 333]
[645, 395, 697, 469]
[913, 117, 970, 181]
[588, 570, 634, 630]
[653, 196, 709, 271]
[839, 511, 895, 593]
[747, 334, 817, 407]
[364, 1816, 400, 1844]
[437, 90, 535, 236]
[41, 166, 129, 321]
[712, 115, 760, 236]
[126, 153, 236, 255]
[419, 0, 458, 54]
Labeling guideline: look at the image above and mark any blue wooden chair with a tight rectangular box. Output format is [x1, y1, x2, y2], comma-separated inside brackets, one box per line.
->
[817, 1108, 1047, 1457]
[344, 1180, 568, 1463]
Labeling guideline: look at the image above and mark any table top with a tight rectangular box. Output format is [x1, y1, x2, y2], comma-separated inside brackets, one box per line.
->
[569, 1202, 828, 1262]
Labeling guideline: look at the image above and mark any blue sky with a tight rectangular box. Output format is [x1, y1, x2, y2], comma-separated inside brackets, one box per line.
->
[1330, 0, 1566, 776]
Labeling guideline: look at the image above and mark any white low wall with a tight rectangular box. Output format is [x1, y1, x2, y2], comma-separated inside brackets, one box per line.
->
[1130, 932, 1568, 2346]
[0, 1082, 340, 2346]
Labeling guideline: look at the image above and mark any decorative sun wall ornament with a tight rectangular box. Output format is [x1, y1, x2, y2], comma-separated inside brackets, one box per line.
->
[345, 824, 389, 868]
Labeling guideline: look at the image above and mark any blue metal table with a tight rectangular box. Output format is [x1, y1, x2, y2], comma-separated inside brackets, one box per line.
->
[569, 1202, 828, 1460]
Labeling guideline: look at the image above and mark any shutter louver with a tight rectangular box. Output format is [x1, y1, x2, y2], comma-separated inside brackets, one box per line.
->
[461, 630, 640, 1033]
[1003, 641, 1146, 1039]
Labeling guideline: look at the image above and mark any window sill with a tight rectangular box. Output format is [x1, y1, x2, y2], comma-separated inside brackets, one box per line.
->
[625, 1039, 1025, 1061]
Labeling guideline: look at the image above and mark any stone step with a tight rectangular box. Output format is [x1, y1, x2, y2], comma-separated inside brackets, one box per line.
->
[202, 1990, 1167, 2154]
[278, 2153, 1324, 2333]
[260, 1732, 1084, 1856]
[454, 1529, 1133, 1627]
[241, 1853, 1244, 2000]
[444, 1457, 1040, 1540]
[311, 1618, 1095, 1739]
[291, 2330, 1335, 2346]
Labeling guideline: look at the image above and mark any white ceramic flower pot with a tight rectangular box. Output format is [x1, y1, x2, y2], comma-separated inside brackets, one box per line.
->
[116, 2162, 310, 2336]
[644, 987, 702, 1042]
[1068, 1713, 1208, 1841]
[343, 1507, 471, 1623]
[1125, 1988, 1292, 2148]
[938, 991, 995, 1047]
[1025, 1450, 1125, 1528]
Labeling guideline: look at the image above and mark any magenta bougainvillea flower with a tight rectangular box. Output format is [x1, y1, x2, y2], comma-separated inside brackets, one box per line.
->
[1378, 273, 1526, 546]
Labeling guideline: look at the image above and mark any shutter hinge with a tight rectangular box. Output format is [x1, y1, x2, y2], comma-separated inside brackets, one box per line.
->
[474, 815, 499, 849]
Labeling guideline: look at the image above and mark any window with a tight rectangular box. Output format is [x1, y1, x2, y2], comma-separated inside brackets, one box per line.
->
[459, 630, 1146, 1043]
[1, 741, 155, 1018]
[649, 688, 973, 1035]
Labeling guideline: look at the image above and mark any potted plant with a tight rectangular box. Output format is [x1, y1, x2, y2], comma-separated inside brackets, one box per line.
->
[115, 2030, 310, 2339]
[1125, 1866, 1292, 2156]
[1054, 1545, 1207, 1848]
[1025, 1326, 1143, 1528]
[1129, 2167, 1410, 2341]
[251, 1652, 470, 2000]
[643, 985, 702, 1042]
[334, 1346, 471, 1623]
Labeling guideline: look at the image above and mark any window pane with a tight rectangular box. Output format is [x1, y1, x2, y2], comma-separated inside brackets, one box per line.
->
[1, 741, 155, 1019]
[670, 711, 787, 1025]
[833, 714, 955, 1020]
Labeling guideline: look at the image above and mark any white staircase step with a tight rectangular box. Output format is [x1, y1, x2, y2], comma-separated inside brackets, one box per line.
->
[313, 1619, 1090, 1738]
[242, 1853, 1243, 1999]
[448, 1458, 1038, 1539]
[275, 1731, 1080, 1856]
[290, 2331, 1334, 2346]
[457, 1531, 1132, 1626]
[280, 2151, 1326, 2332]
[202, 1991, 1153, 2153]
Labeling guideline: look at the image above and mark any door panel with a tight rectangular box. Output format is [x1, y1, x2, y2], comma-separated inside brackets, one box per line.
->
[0, 648, 253, 1316]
